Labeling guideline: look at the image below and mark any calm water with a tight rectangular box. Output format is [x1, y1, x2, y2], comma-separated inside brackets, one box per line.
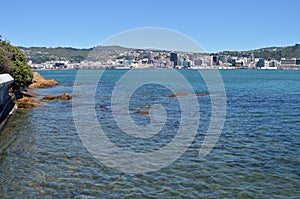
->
[0, 70, 299, 198]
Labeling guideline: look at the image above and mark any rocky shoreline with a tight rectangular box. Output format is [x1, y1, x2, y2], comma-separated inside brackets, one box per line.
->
[14, 72, 208, 110]
[28, 72, 59, 89]
[15, 72, 72, 109]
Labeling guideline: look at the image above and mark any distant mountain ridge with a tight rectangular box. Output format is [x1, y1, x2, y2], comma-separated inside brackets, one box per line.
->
[20, 44, 300, 64]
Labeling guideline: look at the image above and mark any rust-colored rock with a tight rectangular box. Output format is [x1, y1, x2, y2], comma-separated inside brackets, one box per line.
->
[195, 93, 208, 96]
[167, 92, 188, 98]
[16, 97, 40, 109]
[136, 109, 150, 115]
[29, 72, 59, 89]
[41, 93, 72, 102]
[57, 93, 72, 100]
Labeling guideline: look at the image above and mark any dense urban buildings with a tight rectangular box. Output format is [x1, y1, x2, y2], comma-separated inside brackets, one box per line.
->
[24, 47, 300, 70]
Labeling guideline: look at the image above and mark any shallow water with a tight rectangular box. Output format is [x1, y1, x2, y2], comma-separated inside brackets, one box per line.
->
[0, 69, 299, 198]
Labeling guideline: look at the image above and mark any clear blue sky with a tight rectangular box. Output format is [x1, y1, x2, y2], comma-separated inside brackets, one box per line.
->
[1, 0, 299, 52]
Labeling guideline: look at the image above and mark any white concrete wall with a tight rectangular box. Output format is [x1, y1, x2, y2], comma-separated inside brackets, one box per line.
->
[0, 74, 14, 105]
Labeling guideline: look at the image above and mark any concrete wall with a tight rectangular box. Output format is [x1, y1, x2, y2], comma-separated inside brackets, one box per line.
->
[0, 74, 14, 125]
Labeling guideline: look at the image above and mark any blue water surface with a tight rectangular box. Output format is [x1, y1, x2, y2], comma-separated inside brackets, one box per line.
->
[0, 69, 299, 198]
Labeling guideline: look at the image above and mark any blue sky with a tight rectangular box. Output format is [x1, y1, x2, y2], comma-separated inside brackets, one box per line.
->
[1, 0, 299, 52]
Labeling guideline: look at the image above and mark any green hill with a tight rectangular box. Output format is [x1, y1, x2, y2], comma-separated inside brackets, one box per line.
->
[219, 44, 300, 60]
[19, 45, 132, 64]
[19, 46, 93, 64]
[253, 44, 300, 60]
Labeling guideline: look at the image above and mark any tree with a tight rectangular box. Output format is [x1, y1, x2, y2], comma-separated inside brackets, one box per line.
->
[0, 39, 33, 89]
[0, 46, 13, 73]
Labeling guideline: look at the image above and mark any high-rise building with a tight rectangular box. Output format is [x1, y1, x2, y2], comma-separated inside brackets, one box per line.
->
[219, 55, 226, 63]
[249, 53, 255, 62]
[178, 57, 184, 66]
[213, 56, 219, 65]
[256, 58, 265, 68]
[227, 57, 236, 66]
[170, 53, 178, 67]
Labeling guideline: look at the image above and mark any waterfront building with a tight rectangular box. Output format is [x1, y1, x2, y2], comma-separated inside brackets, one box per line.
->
[194, 59, 203, 66]
[219, 55, 226, 64]
[178, 57, 184, 66]
[170, 53, 178, 67]
[183, 60, 190, 68]
[235, 60, 244, 67]
[213, 55, 219, 66]
[227, 57, 236, 67]
[280, 58, 296, 69]
[256, 58, 265, 68]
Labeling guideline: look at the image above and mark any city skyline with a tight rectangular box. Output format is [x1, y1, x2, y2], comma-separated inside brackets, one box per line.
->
[1, 0, 300, 52]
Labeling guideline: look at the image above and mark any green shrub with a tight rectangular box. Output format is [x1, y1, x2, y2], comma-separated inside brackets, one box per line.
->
[0, 39, 33, 89]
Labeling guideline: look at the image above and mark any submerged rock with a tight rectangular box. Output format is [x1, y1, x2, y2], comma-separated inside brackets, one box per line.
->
[41, 93, 72, 102]
[136, 109, 150, 115]
[167, 92, 189, 98]
[195, 93, 208, 96]
[29, 72, 59, 89]
[16, 97, 40, 109]
[167, 92, 208, 98]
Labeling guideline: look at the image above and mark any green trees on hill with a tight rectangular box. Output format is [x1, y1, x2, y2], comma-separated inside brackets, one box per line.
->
[19, 46, 91, 64]
[253, 44, 300, 60]
[0, 36, 33, 89]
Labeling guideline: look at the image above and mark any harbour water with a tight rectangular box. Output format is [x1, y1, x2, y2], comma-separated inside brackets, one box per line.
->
[0, 70, 299, 198]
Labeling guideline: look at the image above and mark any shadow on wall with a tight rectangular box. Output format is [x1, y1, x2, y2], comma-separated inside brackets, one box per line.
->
[0, 74, 14, 129]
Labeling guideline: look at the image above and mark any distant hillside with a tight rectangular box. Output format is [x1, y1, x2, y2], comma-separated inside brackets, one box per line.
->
[219, 44, 300, 60]
[19, 46, 93, 64]
[20, 44, 300, 64]
[253, 44, 300, 60]
[19, 45, 134, 64]
[87, 45, 132, 61]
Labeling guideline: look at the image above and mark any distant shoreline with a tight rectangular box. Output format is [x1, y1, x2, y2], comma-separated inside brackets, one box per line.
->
[33, 68, 299, 71]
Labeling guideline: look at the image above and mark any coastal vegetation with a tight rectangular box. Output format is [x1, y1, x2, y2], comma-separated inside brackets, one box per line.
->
[0, 35, 33, 89]
[0, 35, 65, 110]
